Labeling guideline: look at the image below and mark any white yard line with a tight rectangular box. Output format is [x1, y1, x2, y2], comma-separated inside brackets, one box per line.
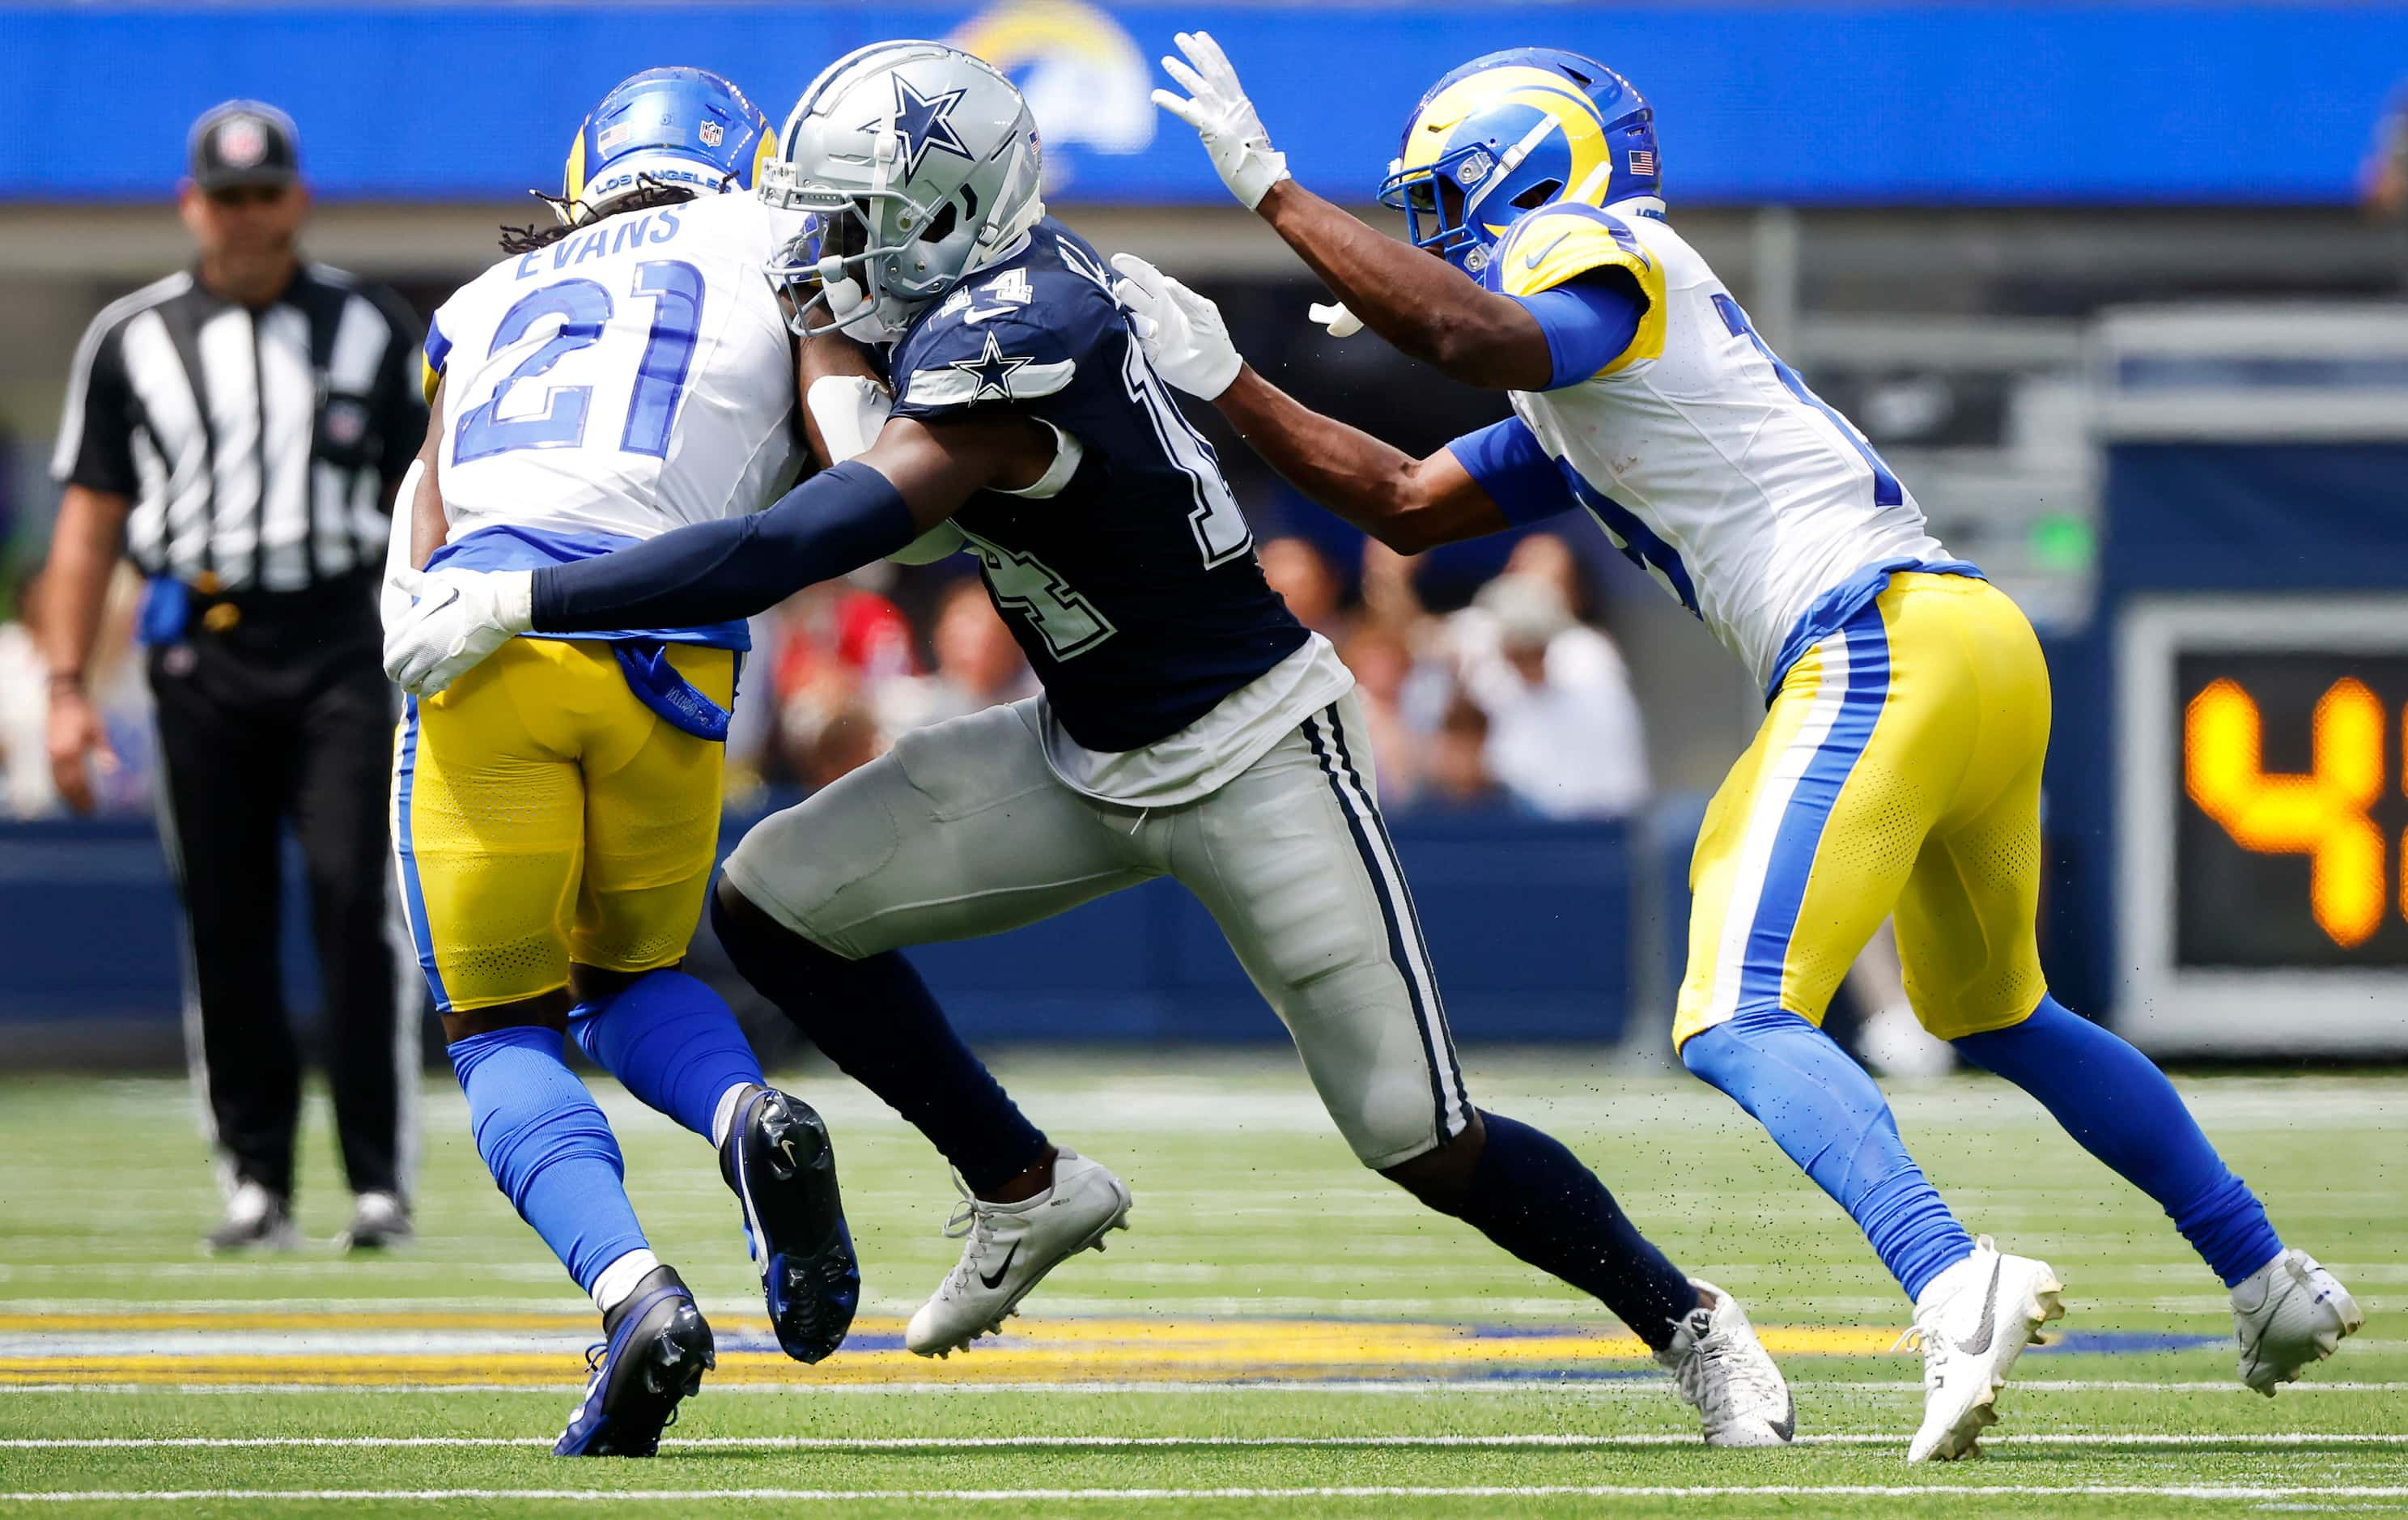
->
[6, 1378, 2407, 1397]
[4, 1433, 2406, 1451]
[8, 1484, 2408, 1505]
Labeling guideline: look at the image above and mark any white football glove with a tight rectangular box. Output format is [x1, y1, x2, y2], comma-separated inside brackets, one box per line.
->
[1151, 32, 1290, 211]
[1111, 253, 1243, 400]
[382, 566, 533, 698]
[1309, 301, 1364, 338]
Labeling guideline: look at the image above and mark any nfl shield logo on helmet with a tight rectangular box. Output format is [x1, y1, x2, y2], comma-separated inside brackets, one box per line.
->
[699, 120, 724, 148]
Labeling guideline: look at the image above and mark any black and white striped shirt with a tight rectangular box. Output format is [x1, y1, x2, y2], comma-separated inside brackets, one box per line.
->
[51, 263, 425, 593]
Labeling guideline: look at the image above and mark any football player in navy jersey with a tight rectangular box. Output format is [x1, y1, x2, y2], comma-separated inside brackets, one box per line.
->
[383, 40, 1793, 1444]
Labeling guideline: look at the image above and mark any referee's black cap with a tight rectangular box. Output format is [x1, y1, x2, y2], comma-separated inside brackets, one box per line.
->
[189, 101, 301, 193]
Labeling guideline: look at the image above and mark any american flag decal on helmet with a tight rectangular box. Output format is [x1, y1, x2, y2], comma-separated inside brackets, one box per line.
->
[1629, 148, 1656, 177]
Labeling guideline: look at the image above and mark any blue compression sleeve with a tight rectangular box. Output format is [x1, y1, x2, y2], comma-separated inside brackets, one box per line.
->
[529, 460, 916, 634]
[1683, 1009, 1975, 1301]
[448, 1026, 648, 1293]
[1507, 270, 1646, 390]
[1954, 996, 2283, 1286]
[1445, 416, 1573, 527]
[569, 970, 766, 1144]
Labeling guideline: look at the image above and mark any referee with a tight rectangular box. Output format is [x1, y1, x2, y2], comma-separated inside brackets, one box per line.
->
[40, 101, 427, 1252]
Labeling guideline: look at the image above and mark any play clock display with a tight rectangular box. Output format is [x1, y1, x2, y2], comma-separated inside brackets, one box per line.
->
[2119, 598, 2408, 1052]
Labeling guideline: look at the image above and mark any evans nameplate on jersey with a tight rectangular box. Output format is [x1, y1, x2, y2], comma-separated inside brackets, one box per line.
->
[2118, 597, 2408, 1054]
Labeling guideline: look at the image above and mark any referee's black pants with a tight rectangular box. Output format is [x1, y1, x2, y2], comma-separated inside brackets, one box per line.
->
[147, 574, 414, 1204]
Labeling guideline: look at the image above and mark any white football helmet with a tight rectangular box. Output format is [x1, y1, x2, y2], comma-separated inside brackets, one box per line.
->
[762, 41, 1046, 342]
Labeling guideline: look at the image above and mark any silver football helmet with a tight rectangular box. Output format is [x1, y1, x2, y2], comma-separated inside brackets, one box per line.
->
[762, 41, 1046, 342]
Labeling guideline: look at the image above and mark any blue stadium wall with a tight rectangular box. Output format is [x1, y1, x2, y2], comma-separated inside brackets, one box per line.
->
[0, 811, 1644, 1046]
[1, 3, 2402, 206]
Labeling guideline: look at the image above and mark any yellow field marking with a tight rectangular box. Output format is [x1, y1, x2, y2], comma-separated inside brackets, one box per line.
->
[0, 1318, 1897, 1388]
[0, 1310, 1888, 1356]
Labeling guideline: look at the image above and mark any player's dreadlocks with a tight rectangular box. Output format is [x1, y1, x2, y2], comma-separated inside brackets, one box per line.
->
[498, 172, 728, 254]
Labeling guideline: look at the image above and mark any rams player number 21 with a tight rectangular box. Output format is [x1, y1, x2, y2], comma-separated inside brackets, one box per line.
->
[393, 67, 857, 1456]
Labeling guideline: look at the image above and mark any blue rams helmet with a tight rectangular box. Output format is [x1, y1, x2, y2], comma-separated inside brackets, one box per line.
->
[1376, 49, 1658, 275]
[560, 66, 775, 220]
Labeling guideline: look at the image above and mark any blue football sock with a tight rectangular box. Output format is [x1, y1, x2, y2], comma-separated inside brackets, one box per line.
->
[448, 1025, 649, 1294]
[1953, 996, 2283, 1286]
[568, 969, 766, 1143]
[1684, 1008, 1974, 1301]
[710, 888, 1049, 1194]
[1449, 1111, 1698, 1350]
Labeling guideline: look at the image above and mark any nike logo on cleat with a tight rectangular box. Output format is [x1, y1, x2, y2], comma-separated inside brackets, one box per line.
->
[1951, 1258, 2005, 1357]
[979, 1244, 1020, 1291]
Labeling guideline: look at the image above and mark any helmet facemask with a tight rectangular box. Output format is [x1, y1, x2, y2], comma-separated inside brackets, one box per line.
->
[760, 42, 1045, 345]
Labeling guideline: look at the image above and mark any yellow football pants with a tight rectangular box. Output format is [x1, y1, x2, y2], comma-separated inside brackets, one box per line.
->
[1673, 573, 2052, 1049]
[391, 637, 733, 1013]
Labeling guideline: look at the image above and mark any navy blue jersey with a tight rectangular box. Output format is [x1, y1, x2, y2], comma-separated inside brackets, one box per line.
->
[887, 220, 1306, 754]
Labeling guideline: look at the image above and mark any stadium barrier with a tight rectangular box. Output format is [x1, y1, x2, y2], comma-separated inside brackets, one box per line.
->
[0, 802, 1648, 1060]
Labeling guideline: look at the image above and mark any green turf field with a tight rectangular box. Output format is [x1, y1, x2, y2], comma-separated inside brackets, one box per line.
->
[0, 1053, 2397, 1515]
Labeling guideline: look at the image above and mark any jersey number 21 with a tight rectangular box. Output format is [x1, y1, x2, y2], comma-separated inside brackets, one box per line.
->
[454, 262, 703, 464]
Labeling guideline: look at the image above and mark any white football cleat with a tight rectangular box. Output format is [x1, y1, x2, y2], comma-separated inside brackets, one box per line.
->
[2233, 1248, 2362, 1395]
[1654, 1280, 1796, 1446]
[905, 1149, 1132, 1357]
[1902, 1237, 2064, 1462]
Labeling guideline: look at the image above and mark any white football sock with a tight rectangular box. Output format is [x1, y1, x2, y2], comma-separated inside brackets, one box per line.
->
[711, 1084, 755, 1149]
[591, 1248, 661, 1317]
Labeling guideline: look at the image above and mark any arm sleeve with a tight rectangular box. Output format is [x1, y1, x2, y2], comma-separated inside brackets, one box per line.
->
[1445, 415, 1574, 527]
[529, 460, 918, 633]
[1505, 269, 1647, 392]
[51, 322, 138, 494]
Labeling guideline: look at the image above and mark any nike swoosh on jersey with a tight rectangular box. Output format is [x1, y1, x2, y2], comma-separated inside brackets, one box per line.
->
[1951, 1256, 2005, 1357]
[1523, 231, 1573, 270]
[979, 1243, 1020, 1291]
[962, 305, 1017, 324]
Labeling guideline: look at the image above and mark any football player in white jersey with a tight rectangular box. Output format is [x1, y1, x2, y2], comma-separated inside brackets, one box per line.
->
[1136, 36, 2362, 1459]
[389, 68, 857, 1456]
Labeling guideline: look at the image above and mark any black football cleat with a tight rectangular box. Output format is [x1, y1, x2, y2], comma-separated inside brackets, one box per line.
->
[720, 1085, 860, 1363]
[553, 1265, 715, 1458]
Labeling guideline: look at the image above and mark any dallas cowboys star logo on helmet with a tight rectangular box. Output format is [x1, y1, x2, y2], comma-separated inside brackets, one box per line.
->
[949, 330, 1034, 401]
[876, 72, 974, 180]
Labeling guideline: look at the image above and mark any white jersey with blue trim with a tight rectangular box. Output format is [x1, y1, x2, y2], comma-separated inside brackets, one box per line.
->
[425, 193, 808, 547]
[1493, 200, 1950, 691]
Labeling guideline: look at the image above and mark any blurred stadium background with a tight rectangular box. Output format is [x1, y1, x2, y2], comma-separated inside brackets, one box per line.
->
[2, 4, 2406, 1512]
[5, 0, 2406, 1068]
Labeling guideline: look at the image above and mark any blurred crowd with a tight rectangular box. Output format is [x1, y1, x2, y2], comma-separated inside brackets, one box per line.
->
[0, 530, 1650, 823]
[0, 563, 154, 818]
[733, 529, 1648, 821]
